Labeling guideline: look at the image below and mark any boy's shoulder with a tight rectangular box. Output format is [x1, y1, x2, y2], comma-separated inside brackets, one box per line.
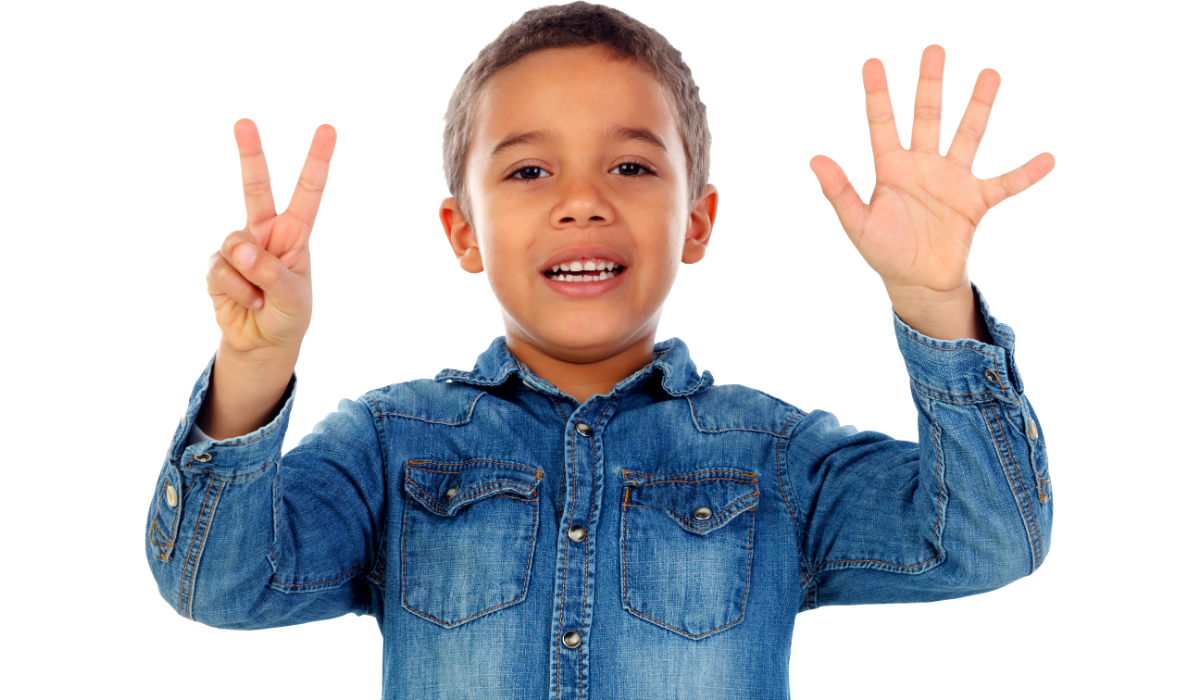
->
[685, 382, 808, 438]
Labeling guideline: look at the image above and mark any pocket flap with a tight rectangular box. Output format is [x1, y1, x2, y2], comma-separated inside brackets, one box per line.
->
[405, 459, 543, 517]
[620, 468, 758, 536]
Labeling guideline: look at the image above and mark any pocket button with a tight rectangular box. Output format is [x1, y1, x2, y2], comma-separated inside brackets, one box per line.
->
[445, 486, 458, 498]
[693, 506, 712, 521]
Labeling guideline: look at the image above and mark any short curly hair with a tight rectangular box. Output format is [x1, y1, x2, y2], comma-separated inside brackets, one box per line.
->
[442, 2, 711, 225]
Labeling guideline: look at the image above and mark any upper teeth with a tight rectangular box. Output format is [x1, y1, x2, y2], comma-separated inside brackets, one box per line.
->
[551, 258, 618, 273]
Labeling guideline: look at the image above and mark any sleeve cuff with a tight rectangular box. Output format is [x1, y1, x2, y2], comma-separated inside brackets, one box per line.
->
[168, 350, 298, 474]
[893, 281, 1024, 405]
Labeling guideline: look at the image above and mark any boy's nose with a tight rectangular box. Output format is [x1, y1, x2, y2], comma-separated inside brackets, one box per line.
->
[553, 177, 614, 228]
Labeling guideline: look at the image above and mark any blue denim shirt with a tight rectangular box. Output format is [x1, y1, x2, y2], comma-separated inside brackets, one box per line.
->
[146, 281, 1051, 699]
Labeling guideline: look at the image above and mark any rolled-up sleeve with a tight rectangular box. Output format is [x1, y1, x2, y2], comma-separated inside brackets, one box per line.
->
[785, 281, 1052, 609]
[145, 351, 387, 629]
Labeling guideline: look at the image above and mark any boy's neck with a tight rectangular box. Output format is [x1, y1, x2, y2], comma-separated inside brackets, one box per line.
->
[504, 332, 657, 405]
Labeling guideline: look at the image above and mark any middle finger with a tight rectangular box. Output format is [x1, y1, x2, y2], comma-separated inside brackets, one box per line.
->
[911, 45, 945, 154]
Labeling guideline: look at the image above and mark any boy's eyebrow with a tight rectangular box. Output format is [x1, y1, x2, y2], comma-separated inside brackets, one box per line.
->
[488, 126, 668, 161]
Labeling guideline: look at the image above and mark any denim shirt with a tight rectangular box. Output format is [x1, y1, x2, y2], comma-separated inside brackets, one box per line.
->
[145, 282, 1052, 700]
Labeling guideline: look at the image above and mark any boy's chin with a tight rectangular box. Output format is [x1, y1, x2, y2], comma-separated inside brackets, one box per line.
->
[513, 317, 650, 361]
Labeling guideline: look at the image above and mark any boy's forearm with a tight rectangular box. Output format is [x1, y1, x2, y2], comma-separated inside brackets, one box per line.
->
[885, 281, 992, 344]
[196, 341, 299, 440]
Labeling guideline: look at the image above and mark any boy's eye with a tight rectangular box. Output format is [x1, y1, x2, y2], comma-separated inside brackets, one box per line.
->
[610, 162, 654, 177]
[509, 166, 549, 180]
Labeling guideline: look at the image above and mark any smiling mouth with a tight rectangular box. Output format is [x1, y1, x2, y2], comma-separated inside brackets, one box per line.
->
[542, 258, 627, 282]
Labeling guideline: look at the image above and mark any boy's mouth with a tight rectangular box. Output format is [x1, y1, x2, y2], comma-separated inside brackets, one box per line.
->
[541, 257, 627, 282]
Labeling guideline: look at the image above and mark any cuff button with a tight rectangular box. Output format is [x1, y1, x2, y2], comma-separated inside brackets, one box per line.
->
[983, 368, 1001, 384]
[1026, 419, 1039, 440]
[165, 484, 178, 508]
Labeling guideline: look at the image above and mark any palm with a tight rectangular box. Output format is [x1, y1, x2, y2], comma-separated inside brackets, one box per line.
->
[811, 45, 1054, 295]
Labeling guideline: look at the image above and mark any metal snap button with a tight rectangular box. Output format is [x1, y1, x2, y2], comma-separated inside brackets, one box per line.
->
[195, 452, 213, 463]
[693, 506, 713, 521]
[1026, 419, 1038, 440]
[568, 525, 586, 542]
[165, 484, 178, 508]
[445, 486, 458, 499]
[562, 630, 581, 648]
[574, 422, 593, 437]
[983, 368, 1001, 384]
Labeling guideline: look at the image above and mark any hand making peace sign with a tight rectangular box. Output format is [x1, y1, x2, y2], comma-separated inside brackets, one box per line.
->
[205, 119, 337, 356]
[810, 45, 1054, 298]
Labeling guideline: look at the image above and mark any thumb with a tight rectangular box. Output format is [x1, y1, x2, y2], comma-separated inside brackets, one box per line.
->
[230, 240, 304, 311]
[809, 155, 868, 244]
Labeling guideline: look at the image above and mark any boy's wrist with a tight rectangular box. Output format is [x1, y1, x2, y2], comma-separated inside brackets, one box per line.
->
[884, 280, 991, 344]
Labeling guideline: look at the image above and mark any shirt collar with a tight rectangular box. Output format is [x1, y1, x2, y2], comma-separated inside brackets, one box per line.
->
[433, 336, 713, 398]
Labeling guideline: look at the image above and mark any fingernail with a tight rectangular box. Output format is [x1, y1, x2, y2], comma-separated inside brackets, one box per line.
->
[238, 246, 256, 267]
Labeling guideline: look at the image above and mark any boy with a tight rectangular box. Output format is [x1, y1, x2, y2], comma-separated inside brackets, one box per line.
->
[146, 3, 1054, 697]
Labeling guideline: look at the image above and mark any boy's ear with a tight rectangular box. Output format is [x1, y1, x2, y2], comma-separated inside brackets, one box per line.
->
[681, 184, 718, 264]
[439, 197, 484, 273]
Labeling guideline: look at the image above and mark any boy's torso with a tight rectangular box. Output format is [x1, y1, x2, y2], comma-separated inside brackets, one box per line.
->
[280, 337, 806, 699]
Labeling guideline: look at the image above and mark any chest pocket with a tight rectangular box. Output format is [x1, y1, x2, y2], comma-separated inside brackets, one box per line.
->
[619, 468, 758, 640]
[401, 459, 542, 628]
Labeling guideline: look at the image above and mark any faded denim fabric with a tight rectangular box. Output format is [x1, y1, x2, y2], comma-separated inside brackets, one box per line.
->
[145, 281, 1052, 699]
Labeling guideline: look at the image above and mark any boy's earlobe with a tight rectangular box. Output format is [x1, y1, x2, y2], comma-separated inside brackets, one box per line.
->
[681, 184, 719, 265]
[439, 197, 484, 273]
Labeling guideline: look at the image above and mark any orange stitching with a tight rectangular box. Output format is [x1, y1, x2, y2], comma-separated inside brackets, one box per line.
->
[983, 401, 1042, 567]
[188, 479, 223, 620]
[404, 479, 534, 514]
[931, 403, 946, 543]
[819, 553, 940, 569]
[373, 391, 485, 425]
[624, 468, 757, 482]
[271, 566, 364, 588]
[669, 491, 760, 530]
[178, 477, 215, 616]
[773, 412, 811, 599]
[407, 459, 542, 476]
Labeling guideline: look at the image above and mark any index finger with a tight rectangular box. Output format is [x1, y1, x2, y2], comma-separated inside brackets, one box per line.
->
[284, 124, 337, 233]
[234, 119, 277, 229]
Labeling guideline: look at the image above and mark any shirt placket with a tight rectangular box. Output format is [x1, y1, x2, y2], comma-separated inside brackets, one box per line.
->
[550, 396, 613, 700]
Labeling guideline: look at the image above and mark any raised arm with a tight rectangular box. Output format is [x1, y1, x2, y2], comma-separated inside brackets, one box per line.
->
[145, 121, 385, 628]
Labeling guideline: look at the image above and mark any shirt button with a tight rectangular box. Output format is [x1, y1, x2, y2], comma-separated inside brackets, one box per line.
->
[562, 630, 581, 648]
[1026, 419, 1038, 440]
[445, 486, 459, 498]
[568, 525, 586, 542]
[574, 422, 593, 437]
[195, 452, 213, 463]
[693, 506, 713, 521]
[983, 368, 1001, 384]
[165, 484, 178, 508]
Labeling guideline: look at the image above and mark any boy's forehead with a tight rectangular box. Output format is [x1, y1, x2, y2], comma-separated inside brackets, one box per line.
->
[472, 46, 683, 156]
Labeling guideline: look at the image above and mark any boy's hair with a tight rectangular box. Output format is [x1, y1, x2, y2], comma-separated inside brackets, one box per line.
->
[442, 1, 711, 226]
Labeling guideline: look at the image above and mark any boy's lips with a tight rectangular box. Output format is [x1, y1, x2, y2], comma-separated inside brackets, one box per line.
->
[540, 246, 629, 273]
[539, 246, 629, 298]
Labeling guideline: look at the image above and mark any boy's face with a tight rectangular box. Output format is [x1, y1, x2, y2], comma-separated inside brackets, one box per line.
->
[441, 45, 717, 365]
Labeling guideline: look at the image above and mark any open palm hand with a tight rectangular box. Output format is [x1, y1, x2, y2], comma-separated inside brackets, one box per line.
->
[811, 45, 1054, 296]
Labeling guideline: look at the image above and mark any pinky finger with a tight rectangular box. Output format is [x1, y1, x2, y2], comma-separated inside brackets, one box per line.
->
[980, 152, 1055, 209]
[207, 252, 264, 310]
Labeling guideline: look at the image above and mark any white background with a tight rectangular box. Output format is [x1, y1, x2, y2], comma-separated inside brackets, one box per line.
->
[2, 0, 1194, 697]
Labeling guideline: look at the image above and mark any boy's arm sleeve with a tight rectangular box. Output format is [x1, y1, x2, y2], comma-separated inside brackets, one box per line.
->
[782, 281, 1052, 610]
[145, 351, 387, 629]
